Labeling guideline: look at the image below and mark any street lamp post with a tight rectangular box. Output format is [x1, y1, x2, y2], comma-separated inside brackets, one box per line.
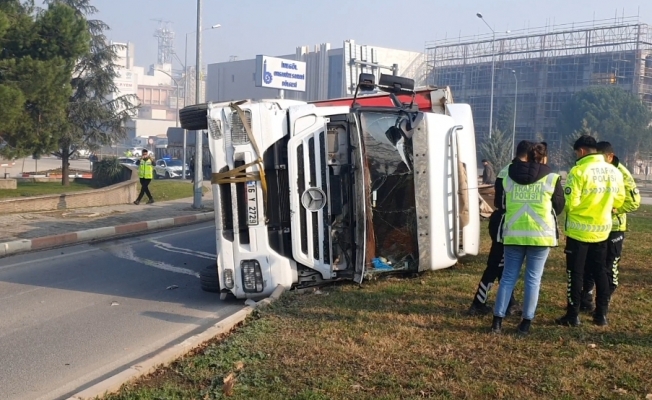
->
[193, 0, 203, 209]
[182, 23, 220, 187]
[476, 13, 496, 139]
[155, 69, 185, 178]
[155, 69, 180, 127]
[511, 70, 518, 158]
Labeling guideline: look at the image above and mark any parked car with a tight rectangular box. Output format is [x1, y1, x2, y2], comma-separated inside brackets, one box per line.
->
[118, 157, 138, 167]
[154, 158, 190, 179]
[128, 147, 145, 157]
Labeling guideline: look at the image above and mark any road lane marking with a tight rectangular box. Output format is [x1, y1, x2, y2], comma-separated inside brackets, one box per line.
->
[149, 239, 216, 260]
[0, 224, 213, 271]
[107, 245, 200, 278]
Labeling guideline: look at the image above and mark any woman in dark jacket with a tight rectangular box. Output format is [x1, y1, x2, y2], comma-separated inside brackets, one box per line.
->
[491, 143, 565, 335]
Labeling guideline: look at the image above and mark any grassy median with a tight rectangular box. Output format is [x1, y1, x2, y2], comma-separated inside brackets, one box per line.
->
[0, 180, 206, 201]
[104, 206, 652, 400]
[0, 181, 94, 199]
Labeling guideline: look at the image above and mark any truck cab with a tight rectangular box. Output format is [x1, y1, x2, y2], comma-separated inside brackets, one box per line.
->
[179, 73, 480, 299]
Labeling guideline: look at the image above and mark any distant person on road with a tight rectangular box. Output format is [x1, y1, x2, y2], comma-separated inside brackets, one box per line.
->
[556, 135, 625, 328]
[125, 149, 133, 157]
[491, 142, 565, 335]
[580, 141, 640, 312]
[134, 149, 155, 205]
[468, 140, 534, 316]
[482, 159, 496, 185]
[189, 155, 195, 183]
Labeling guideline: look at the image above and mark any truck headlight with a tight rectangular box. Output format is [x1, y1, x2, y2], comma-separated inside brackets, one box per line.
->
[241, 260, 264, 293]
[223, 268, 234, 289]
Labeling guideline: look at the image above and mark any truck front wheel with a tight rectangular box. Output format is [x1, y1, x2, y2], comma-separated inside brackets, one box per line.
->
[180, 103, 209, 131]
[200, 264, 220, 293]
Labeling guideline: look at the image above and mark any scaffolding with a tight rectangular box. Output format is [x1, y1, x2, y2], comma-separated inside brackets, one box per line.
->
[426, 17, 652, 150]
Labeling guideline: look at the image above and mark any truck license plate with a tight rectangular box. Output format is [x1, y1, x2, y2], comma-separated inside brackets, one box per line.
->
[246, 181, 258, 225]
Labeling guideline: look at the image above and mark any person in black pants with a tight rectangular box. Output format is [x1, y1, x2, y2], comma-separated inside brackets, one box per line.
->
[468, 140, 534, 316]
[134, 149, 155, 205]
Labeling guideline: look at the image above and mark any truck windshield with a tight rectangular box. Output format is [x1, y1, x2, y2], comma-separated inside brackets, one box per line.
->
[358, 111, 418, 272]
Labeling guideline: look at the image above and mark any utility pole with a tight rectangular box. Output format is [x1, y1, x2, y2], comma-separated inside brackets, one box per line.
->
[193, 0, 203, 209]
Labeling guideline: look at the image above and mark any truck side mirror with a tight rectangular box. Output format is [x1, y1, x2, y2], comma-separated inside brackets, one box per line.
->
[358, 73, 376, 92]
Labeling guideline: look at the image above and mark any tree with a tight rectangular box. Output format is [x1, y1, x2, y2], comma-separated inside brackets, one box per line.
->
[0, 1, 89, 160]
[558, 86, 652, 164]
[495, 100, 515, 138]
[556, 120, 599, 170]
[45, 0, 139, 185]
[479, 129, 513, 174]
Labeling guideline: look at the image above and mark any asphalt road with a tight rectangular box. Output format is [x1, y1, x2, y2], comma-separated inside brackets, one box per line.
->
[0, 222, 242, 400]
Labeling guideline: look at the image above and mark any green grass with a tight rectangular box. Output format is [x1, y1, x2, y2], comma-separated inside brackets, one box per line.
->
[0, 181, 94, 199]
[145, 180, 209, 202]
[103, 205, 652, 400]
[0, 180, 207, 202]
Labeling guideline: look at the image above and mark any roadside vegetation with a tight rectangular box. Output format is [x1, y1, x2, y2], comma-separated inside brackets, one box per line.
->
[103, 206, 652, 400]
[146, 180, 209, 202]
[0, 181, 93, 199]
[0, 180, 204, 202]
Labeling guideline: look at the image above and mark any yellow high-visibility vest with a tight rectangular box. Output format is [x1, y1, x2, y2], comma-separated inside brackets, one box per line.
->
[564, 154, 625, 242]
[501, 173, 559, 246]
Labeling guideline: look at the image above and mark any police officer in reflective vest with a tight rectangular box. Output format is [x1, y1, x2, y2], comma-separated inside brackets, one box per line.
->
[491, 142, 565, 335]
[468, 140, 533, 316]
[581, 141, 641, 311]
[556, 135, 625, 327]
[134, 149, 155, 205]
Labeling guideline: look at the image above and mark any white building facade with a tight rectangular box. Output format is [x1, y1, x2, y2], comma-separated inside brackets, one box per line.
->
[206, 40, 427, 103]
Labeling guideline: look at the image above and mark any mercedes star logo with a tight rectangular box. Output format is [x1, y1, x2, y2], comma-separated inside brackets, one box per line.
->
[301, 187, 326, 211]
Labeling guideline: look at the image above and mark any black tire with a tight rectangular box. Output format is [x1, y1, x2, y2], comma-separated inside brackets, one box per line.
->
[165, 172, 170, 179]
[179, 103, 209, 131]
[200, 265, 220, 293]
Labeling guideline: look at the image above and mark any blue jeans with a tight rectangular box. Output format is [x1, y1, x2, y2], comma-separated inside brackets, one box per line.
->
[494, 245, 550, 320]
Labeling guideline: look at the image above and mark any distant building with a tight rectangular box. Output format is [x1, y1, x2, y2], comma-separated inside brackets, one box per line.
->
[426, 17, 652, 152]
[205, 40, 427, 103]
[112, 42, 182, 141]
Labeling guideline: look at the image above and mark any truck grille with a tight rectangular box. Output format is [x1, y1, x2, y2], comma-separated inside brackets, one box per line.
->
[297, 144, 308, 254]
[264, 136, 292, 258]
[218, 166, 234, 242]
[230, 109, 251, 145]
[294, 132, 331, 266]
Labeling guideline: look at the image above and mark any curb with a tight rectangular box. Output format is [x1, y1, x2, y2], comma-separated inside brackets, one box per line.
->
[0, 212, 215, 258]
[67, 284, 286, 400]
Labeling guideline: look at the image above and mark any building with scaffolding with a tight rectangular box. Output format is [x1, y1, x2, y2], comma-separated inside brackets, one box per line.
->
[426, 17, 652, 153]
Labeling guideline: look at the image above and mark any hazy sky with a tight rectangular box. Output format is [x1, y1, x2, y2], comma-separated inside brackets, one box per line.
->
[92, 0, 652, 69]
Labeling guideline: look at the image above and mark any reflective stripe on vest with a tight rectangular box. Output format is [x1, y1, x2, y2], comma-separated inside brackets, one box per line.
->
[501, 173, 558, 246]
[139, 159, 153, 179]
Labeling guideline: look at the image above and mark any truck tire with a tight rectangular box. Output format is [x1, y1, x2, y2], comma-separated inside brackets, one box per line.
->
[179, 103, 209, 131]
[200, 264, 220, 293]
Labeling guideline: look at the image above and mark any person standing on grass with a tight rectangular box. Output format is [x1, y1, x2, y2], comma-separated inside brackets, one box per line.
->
[468, 140, 534, 316]
[491, 142, 565, 335]
[556, 135, 625, 327]
[134, 149, 155, 205]
[482, 159, 496, 185]
[580, 141, 640, 312]
[189, 155, 195, 183]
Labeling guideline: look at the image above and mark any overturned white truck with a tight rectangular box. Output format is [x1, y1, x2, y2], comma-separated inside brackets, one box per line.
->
[179, 73, 480, 299]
